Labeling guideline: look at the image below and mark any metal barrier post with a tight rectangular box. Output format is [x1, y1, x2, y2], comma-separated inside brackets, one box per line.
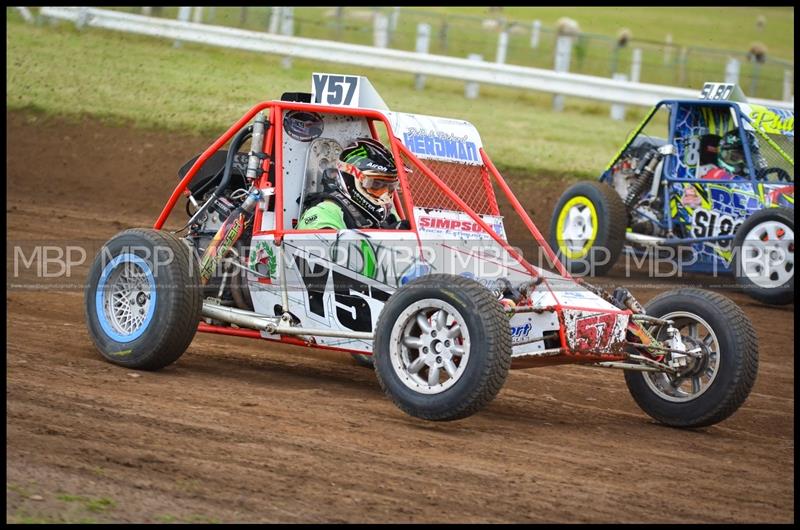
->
[268, 6, 281, 34]
[415, 23, 431, 91]
[784, 69, 794, 102]
[610, 73, 628, 121]
[465, 54, 483, 99]
[631, 48, 642, 83]
[281, 7, 294, 69]
[530, 20, 541, 48]
[173, 6, 191, 48]
[496, 28, 509, 64]
[553, 35, 573, 112]
[725, 57, 740, 84]
[374, 12, 389, 48]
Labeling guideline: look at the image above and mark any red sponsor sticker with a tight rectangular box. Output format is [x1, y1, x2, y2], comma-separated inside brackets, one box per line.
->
[573, 313, 618, 351]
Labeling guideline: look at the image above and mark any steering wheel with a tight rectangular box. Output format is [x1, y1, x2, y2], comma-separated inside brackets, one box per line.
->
[756, 167, 793, 182]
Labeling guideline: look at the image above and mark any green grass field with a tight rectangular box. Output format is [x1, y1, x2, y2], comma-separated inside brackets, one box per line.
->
[97, 7, 794, 100]
[420, 7, 794, 60]
[10, 8, 783, 180]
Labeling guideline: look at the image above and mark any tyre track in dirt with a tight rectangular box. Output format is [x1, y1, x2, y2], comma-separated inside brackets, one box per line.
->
[6, 111, 794, 523]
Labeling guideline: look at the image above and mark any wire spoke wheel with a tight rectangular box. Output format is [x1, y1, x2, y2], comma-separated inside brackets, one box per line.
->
[85, 229, 202, 370]
[103, 259, 154, 336]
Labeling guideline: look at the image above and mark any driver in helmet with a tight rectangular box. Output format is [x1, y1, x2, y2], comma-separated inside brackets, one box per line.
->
[297, 137, 409, 230]
[703, 128, 768, 180]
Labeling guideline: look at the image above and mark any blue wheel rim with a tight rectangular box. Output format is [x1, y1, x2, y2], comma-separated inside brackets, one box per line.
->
[95, 253, 157, 343]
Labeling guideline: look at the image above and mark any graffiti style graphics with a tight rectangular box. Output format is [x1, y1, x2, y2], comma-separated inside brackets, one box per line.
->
[591, 94, 793, 276]
[747, 105, 794, 137]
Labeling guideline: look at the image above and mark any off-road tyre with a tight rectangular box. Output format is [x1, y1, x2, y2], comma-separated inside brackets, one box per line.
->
[373, 274, 511, 421]
[624, 288, 758, 428]
[549, 181, 628, 276]
[85, 228, 202, 370]
[732, 207, 794, 306]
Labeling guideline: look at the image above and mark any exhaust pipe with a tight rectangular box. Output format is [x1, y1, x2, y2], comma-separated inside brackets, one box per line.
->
[625, 232, 668, 246]
[202, 301, 280, 331]
[201, 301, 374, 340]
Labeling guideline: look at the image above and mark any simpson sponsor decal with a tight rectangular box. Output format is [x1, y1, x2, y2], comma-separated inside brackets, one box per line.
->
[414, 208, 506, 240]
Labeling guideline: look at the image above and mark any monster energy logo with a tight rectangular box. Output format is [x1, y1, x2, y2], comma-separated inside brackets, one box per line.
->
[344, 146, 368, 164]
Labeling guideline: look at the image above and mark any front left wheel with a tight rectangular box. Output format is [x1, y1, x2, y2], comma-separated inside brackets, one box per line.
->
[549, 181, 628, 276]
[84, 228, 202, 370]
[373, 274, 511, 421]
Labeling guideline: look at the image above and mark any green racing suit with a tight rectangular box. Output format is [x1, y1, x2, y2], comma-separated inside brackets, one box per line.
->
[297, 199, 400, 230]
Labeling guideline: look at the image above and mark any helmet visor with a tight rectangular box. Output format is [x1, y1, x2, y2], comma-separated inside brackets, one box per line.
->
[720, 148, 745, 166]
[361, 173, 400, 195]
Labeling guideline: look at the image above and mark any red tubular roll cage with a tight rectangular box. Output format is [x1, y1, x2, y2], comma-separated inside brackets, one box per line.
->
[154, 100, 568, 279]
[154, 100, 629, 365]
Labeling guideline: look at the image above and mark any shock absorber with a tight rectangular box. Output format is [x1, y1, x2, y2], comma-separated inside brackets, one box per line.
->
[198, 112, 270, 286]
[624, 150, 662, 208]
[246, 112, 269, 181]
[198, 188, 262, 286]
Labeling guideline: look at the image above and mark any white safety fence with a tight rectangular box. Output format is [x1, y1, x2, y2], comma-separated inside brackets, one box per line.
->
[37, 7, 792, 111]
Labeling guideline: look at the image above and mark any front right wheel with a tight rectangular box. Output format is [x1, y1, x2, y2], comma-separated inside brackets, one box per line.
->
[373, 274, 511, 421]
[624, 288, 758, 428]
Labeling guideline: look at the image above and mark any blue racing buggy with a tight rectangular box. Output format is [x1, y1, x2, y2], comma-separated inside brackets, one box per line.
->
[549, 83, 794, 305]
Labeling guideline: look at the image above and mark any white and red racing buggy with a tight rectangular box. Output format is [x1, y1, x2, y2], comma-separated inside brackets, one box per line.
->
[85, 74, 758, 426]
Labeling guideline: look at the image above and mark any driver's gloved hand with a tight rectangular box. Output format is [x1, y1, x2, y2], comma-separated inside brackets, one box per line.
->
[381, 214, 410, 230]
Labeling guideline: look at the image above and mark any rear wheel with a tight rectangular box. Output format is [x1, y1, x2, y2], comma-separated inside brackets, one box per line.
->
[732, 207, 794, 305]
[373, 274, 511, 421]
[84, 229, 202, 370]
[549, 181, 628, 276]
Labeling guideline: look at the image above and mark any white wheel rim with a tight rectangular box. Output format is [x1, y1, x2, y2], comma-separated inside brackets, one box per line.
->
[740, 220, 794, 289]
[562, 204, 595, 252]
[641, 311, 721, 403]
[389, 299, 471, 395]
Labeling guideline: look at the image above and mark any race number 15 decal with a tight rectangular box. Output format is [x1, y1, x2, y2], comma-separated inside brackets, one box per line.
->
[295, 255, 390, 332]
[312, 73, 360, 107]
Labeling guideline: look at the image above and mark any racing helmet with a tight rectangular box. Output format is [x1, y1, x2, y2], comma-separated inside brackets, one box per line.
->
[335, 138, 403, 224]
[718, 128, 767, 176]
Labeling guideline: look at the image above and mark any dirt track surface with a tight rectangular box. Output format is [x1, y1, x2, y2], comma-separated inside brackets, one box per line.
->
[6, 111, 794, 523]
